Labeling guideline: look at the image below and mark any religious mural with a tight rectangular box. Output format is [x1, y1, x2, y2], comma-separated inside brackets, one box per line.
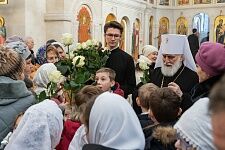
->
[158, 17, 169, 48]
[217, 0, 225, 3]
[0, 16, 6, 46]
[159, 0, 169, 5]
[132, 19, 140, 60]
[105, 13, 116, 23]
[214, 16, 225, 45]
[176, 17, 188, 35]
[149, 16, 153, 45]
[77, 6, 92, 43]
[120, 18, 127, 51]
[194, 0, 211, 4]
[177, 0, 189, 5]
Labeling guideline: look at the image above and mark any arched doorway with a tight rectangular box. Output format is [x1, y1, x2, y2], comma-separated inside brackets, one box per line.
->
[132, 19, 140, 60]
[192, 13, 210, 43]
[77, 5, 92, 43]
[0, 16, 6, 45]
[149, 16, 153, 45]
[120, 17, 129, 51]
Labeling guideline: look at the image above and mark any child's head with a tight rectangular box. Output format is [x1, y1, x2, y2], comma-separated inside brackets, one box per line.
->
[95, 68, 116, 92]
[149, 87, 181, 124]
[13, 112, 24, 131]
[137, 83, 158, 110]
[71, 85, 103, 121]
[64, 104, 72, 121]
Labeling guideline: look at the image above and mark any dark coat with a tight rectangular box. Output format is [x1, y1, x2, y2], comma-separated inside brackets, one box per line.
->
[182, 75, 223, 109]
[138, 113, 154, 128]
[144, 122, 177, 150]
[105, 47, 136, 98]
[188, 34, 199, 58]
[0, 76, 36, 142]
[150, 65, 199, 112]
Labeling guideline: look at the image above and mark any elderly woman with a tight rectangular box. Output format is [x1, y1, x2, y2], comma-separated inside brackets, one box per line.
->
[0, 46, 35, 142]
[169, 42, 225, 111]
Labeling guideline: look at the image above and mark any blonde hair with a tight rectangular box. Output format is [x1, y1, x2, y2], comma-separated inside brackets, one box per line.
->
[96, 67, 116, 81]
[0, 46, 25, 80]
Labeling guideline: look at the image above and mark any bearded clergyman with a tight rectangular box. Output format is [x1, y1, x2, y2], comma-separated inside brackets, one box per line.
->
[149, 34, 198, 112]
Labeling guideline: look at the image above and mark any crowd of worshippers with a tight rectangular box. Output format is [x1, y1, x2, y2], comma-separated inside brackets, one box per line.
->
[0, 20, 225, 150]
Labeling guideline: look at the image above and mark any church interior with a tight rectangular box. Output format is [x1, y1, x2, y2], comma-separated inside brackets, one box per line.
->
[0, 0, 225, 56]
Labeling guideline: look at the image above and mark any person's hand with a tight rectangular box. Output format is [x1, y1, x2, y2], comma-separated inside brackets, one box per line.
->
[168, 82, 183, 97]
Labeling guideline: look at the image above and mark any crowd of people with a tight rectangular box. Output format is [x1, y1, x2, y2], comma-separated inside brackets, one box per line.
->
[0, 20, 225, 150]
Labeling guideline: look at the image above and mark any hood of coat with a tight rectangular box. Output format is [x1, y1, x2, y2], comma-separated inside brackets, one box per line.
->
[0, 76, 33, 105]
[152, 126, 177, 145]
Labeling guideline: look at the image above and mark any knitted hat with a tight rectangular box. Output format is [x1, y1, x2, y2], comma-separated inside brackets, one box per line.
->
[195, 42, 225, 77]
[6, 41, 31, 60]
[0, 46, 25, 80]
[142, 45, 158, 57]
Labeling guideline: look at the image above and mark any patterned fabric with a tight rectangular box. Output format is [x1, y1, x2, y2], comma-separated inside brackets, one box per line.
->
[5, 100, 63, 150]
[36, 45, 46, 65]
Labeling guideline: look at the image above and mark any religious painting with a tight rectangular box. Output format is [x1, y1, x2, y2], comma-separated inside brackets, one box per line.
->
[214, 16, 225, 44]
[177, 0, 189, 5]
[0, 0, 8, 4]
[158, 17, 169, 48]
[77, 6, 92, 43]
[120, 17, 128, 51]
[132, 19, 140, 60]
[105, 13, 116, 23]
[217, 0, 225, 3]
[176, 17, 188, 35]
[149, 16, 153, 45]
[159, 0, 169, 5]
[150, 0, 154, 4]
[194, 0, 211, 4]
[0, 16, 6, 46]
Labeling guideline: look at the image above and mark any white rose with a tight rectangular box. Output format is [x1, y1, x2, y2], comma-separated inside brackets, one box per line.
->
[48, 70, 63, 83]
[92, 39, 99, 46]
[81, 42, 87, 49]
[62, 33, 73, 46]
[139, 60, 149, 70]
[72, 56, 85, 67]
[76, 43, 82, 50]
[86, 40, 93, 46]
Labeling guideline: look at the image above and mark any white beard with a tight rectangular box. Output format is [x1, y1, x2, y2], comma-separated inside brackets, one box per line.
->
[161, 61, 182, 77]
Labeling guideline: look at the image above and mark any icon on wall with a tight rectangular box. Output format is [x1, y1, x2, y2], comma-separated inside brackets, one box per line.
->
[194, 0, 211, 4]
[158, 17, 169, 48]
[0, 0, 8, 4]
[214, 16, 225, 44]
[176, 17, 188, 35]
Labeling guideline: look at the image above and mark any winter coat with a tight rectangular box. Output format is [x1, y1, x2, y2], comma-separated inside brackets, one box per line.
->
[0, 76, 36, 142]
[144, 122, 177, 150]
[112, 82, 124, 97]
[56, 120, 81, 150]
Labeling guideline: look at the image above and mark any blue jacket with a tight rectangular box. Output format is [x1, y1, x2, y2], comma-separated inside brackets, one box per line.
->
[0, 76, 36, 142]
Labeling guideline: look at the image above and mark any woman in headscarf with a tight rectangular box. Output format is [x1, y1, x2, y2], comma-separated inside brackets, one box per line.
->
[5, 100, 63, 150]
[80, 92, 145, 149]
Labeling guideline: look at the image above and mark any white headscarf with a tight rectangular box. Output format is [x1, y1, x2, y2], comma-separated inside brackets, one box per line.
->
[174, 98, 215, 150]
[142, 45, 158, 57]
[33, 63, 57, 95]
[88, 92, 145, 149]
[68, 125, 88, 150]
[155, 34, 196, 72]
[5, 100, 63, 150]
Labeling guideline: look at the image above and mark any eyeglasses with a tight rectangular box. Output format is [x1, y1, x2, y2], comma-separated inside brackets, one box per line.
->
[105, 33, 121, 39]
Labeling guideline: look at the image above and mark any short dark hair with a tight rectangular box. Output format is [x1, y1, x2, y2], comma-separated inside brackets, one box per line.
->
[209, 75, 225, 114]
[149, 87, 181, 123]
[192, 28, 197, 33]
[104, 21, 123, 34]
